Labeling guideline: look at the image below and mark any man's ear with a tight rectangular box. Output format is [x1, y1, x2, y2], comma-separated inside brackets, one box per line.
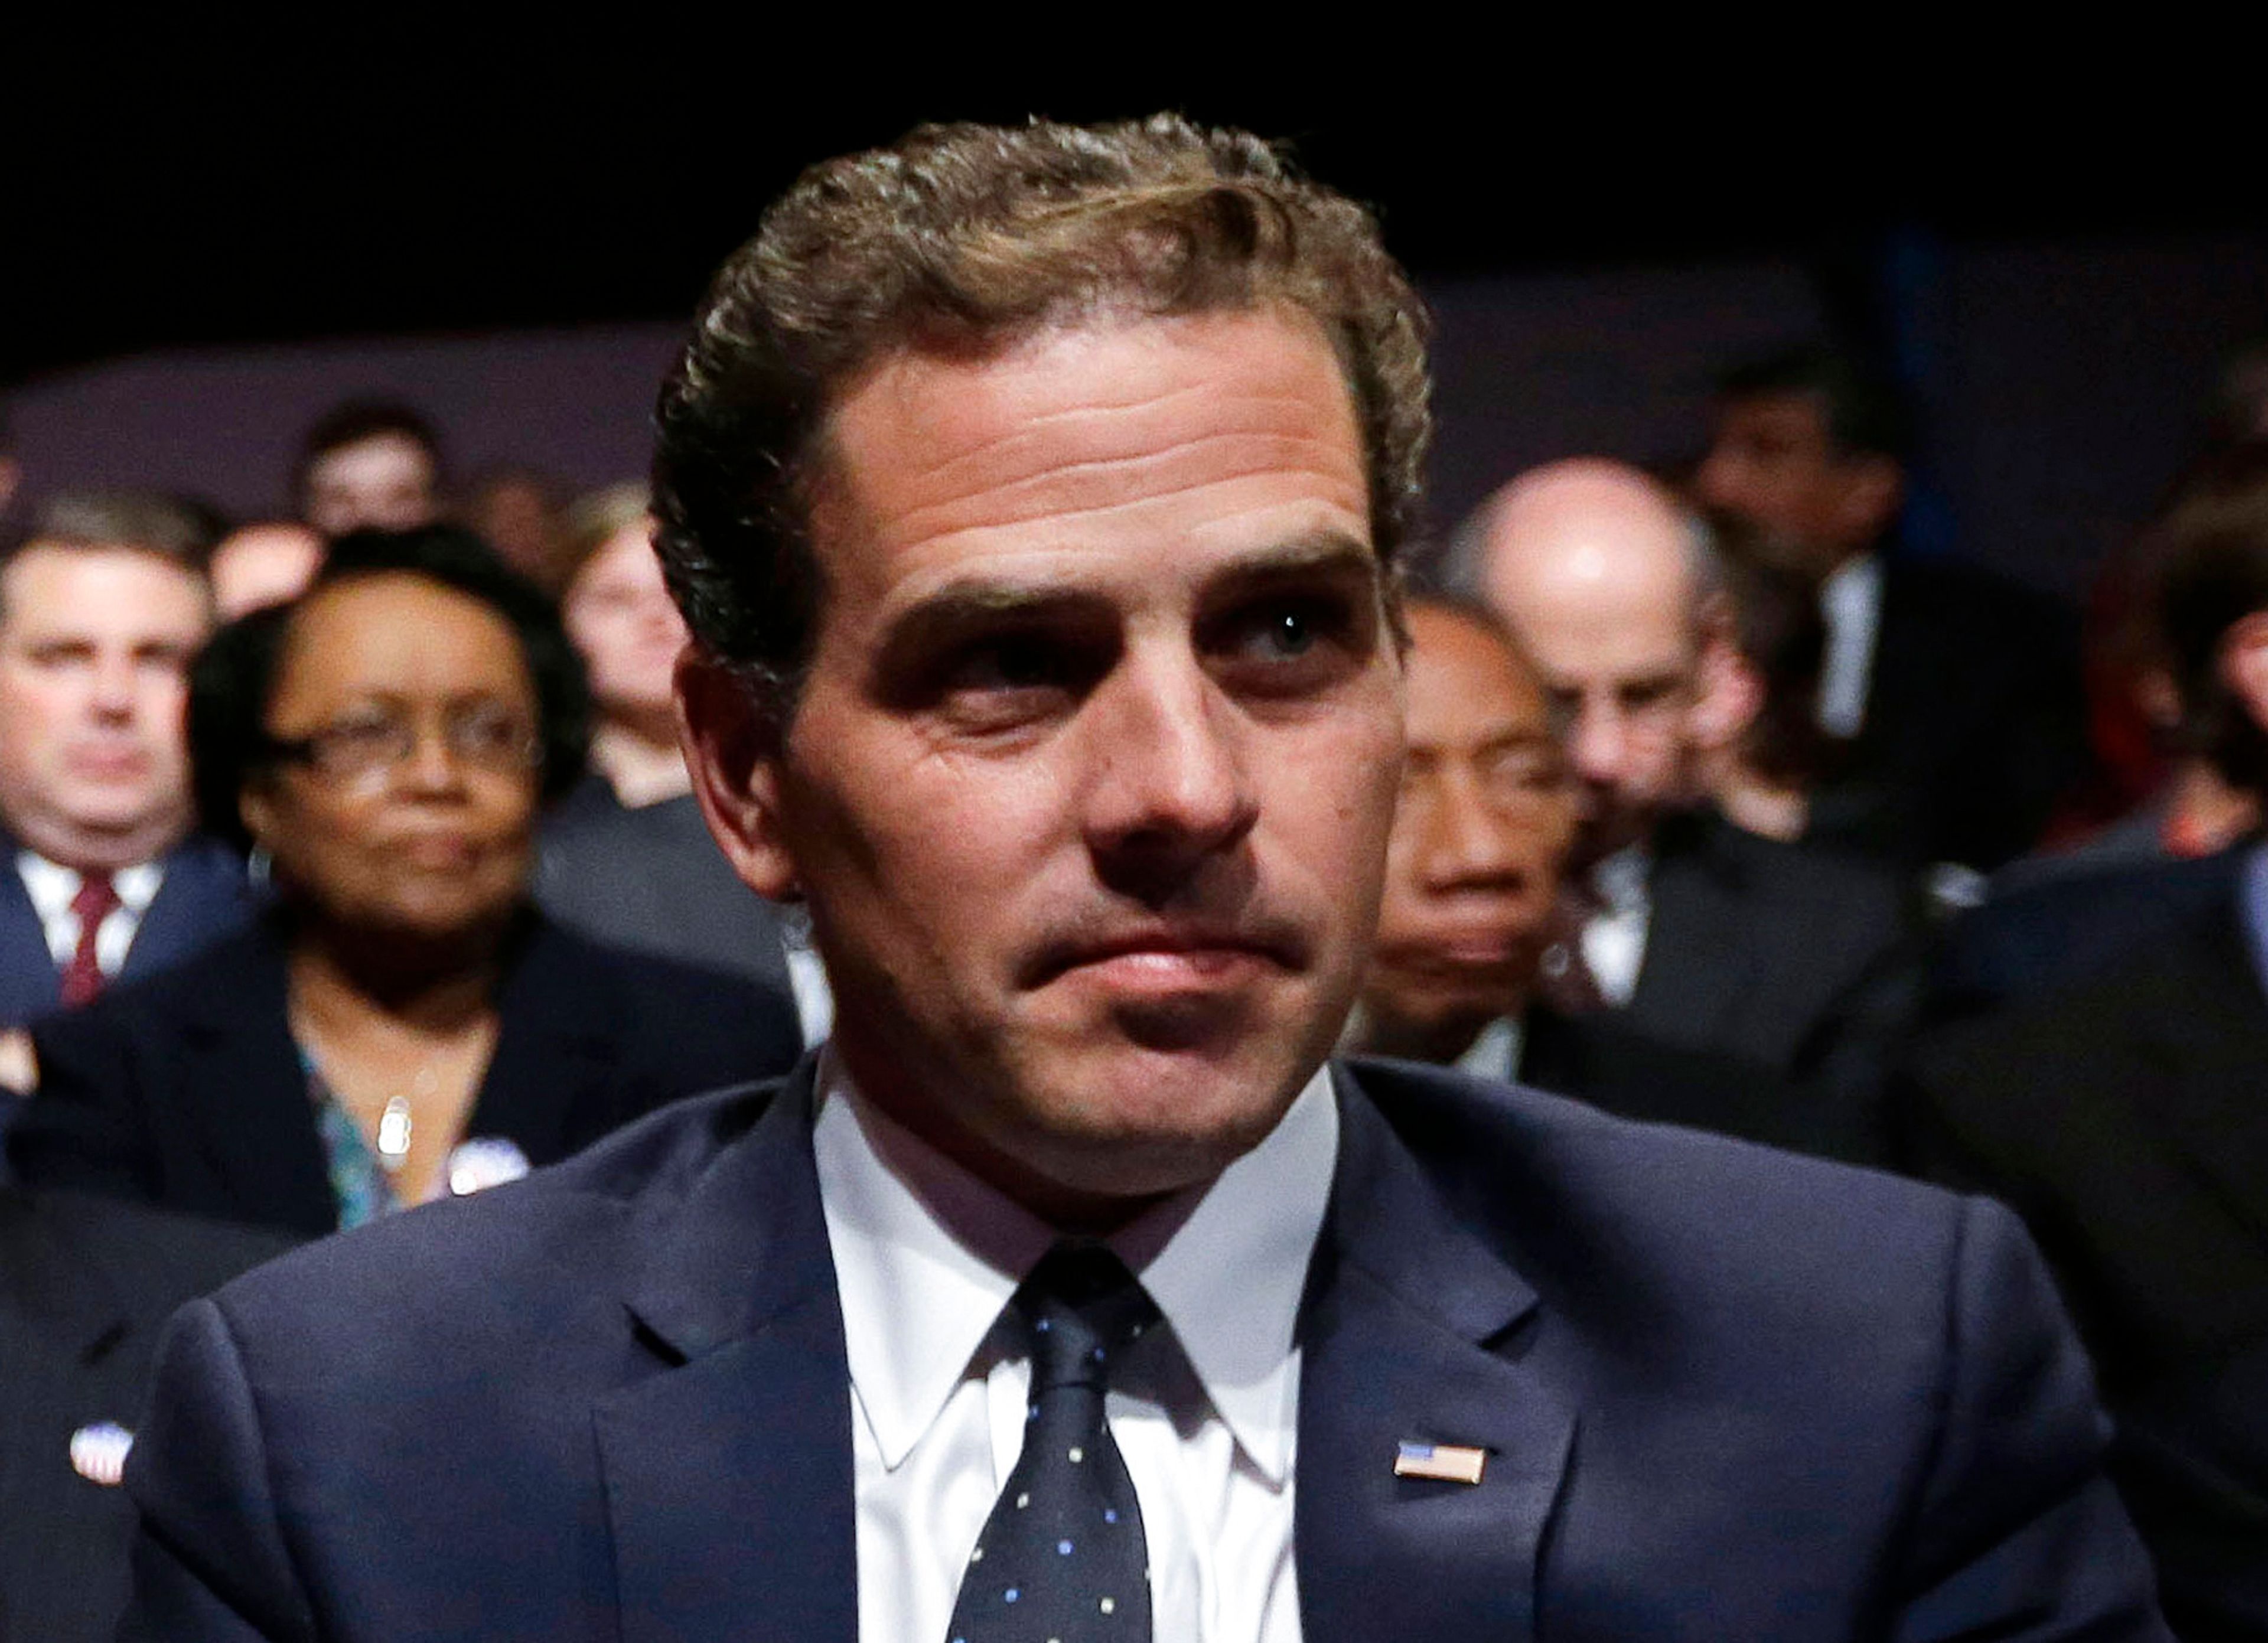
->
[676, 650, 804, 902]
[1687, 597, 1759, 754]
[2218, 611, 2268, 735]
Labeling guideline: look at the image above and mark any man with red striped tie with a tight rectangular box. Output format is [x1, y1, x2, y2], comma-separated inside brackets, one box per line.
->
[0, 494, 250, 1046]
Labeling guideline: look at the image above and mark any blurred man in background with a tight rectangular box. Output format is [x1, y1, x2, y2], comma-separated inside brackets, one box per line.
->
[1348, 594, 1575, 1077]
[0, 493, 249, 1036]
[1696, 345, 2088, 876]
[1464, 458, 1920, 1159]
[292, 398, 444, 537]
[1904, 458, 2268, 1638]
[0, 1185, 288, 1641]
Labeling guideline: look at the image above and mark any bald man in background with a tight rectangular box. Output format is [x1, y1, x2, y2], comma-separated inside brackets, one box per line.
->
[1456, 459, 1922, 1162]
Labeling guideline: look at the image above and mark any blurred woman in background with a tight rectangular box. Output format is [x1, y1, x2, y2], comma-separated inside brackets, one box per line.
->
[9, 527, 801, 1238]
[532, 485, 817, 1031]
[550, 483, 691, 811]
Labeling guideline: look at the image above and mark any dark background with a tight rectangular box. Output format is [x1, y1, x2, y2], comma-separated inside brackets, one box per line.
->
[10, 38, 2264, 594]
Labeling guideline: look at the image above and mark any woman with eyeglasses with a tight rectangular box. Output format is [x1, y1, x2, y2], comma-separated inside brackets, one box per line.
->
[8, 529, 802, 1238]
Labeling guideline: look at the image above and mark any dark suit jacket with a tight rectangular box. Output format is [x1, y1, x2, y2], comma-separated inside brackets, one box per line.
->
[115, 1060, 2163, 1641]
[0, 833, 253, 1028]
[1921, 845, 2249, 1029]
[0, 1189, 289, 1643]
[1605, 810, 1923, 1159]
[535, 783, 800, 1002]
[1904, 895, 2268, 1642]
[1808, 556, 2088, 873]
[7, 911, 804, 1238]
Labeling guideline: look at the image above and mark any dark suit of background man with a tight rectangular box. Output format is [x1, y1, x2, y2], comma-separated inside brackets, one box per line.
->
[0, 494, 251, 1061]
[1695, 345, 2090, 876]
[1904, 446, 2268, 1640]
[1464, 459, 1920, 1160]
[116, 116, 2166, 1642]
[0, 1188, 288, 1642]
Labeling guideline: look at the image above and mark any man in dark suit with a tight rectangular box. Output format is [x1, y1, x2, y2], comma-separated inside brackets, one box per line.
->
[114, 116, 2165, 1641]
[0, 1187, 288, 1642]
[1903, 460, 2268, 1638]
[1695, 345, 2089, 875]
[0, 494, 252, 1031]
[1464, 459, 1921, 1159]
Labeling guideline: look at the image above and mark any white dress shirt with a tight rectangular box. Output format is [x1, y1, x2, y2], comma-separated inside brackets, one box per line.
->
[1579, 843, 1652, 1008]
[16, 851, 165, 978]
[1816, 551, 1885, 739]
[813, 1048, 1336, 1643]
[1452, 1015, 1523, 1083]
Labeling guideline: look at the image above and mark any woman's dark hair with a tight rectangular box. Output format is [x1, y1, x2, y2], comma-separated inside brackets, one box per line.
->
[2148, 442, 2268, 793]
[188, 526, 591, 850]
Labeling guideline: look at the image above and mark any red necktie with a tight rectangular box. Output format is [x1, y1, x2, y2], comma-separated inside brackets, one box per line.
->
[60, 872, 121, 1007]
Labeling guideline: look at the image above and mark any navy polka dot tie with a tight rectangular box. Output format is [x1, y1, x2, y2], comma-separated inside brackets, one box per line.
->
[946, 1242, 1157, 1643]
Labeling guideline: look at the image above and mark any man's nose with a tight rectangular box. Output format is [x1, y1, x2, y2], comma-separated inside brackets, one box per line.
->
[1693, 445, 1742, 512]
[1424, 785, 1533, 885]
[1419, 776, 1526, 891]
[87, 655, 139, 718]
[1082, 650, 1257, 889]
[1567, 701, 1630, 790]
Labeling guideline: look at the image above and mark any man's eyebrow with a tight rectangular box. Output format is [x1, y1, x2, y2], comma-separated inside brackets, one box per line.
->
[874, 579, 1113, 669]
[874, 530, 1383, 665]
[1199, 531, 1382, 600]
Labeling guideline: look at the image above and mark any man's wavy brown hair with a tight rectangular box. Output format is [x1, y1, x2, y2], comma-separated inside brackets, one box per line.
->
[651, 113, 1431, 715]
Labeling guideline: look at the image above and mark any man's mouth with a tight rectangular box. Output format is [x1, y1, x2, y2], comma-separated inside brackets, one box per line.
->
[67, 745, 150, 781]
[1024, 920, 1305, 992]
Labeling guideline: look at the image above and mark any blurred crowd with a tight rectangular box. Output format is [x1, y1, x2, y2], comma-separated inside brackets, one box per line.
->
[3, 332, 2267, 1637]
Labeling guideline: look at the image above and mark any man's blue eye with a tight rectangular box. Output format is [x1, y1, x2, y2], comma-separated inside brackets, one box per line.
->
[1265, 609, 1317, 655]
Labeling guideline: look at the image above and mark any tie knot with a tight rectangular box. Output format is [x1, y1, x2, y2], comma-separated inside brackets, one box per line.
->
[1014, 1243, 1158, 1395]
[71, 872, 119, 924]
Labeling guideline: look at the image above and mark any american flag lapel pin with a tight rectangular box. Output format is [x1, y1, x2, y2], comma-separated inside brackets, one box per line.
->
[1394, 1439, 1487, 1485]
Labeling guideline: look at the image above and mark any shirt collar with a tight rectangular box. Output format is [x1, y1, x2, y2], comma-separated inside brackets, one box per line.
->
[812, 1048, 1337, 1489]
[1588, 842, 1651, 917]
[15, 851, 164, 921]
[1820, 550, 1883, 622]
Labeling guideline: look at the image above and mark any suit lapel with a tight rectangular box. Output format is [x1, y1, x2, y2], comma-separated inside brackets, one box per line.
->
[1297, 1068, 1575, 1643]
[183, 933, 339, 1235]
[596, 1066, 859, 1643]
[0, 847, 61, 1022]
[468, 918, 614, 1165]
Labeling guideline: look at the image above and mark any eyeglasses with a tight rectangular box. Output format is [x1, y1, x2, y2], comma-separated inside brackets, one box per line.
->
[261, 702, 543, 784]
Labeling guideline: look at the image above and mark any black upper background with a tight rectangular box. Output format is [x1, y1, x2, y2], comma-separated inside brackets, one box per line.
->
[8, 32, 2256, 387]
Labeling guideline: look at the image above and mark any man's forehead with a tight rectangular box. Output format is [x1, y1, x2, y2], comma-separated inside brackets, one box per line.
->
[0, 545, 209, 637]
[1494, 547, 1696, 671]
[823, 315, 1360, 522]
[313, 432, 434, 475]
[1719, 390, 1832, 446]
[810, 311, 1373, 615]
